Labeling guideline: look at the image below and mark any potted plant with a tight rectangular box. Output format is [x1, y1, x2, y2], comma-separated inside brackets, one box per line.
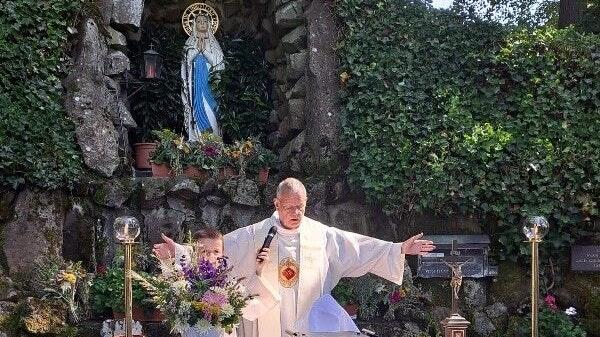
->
[90, 265, 162, 321]
[184, 132, 223, 179]
[247, 142, 277, 185]
[150, 129, 189, 177]
[133, 142, 157, 170]
[332, 280, 358, 317]
[220, 137, 258, 180]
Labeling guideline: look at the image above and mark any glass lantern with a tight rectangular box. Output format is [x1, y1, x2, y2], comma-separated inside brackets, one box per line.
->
[114, 216, 140, 242]
[141, 44, 162, 80]
[522, 215, 549, 242]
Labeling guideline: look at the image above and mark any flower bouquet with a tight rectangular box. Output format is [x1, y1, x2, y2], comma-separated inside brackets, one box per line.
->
[132, 256, 252, 335]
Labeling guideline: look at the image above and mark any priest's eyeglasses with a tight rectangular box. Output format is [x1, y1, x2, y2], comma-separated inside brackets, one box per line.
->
[280, 204, 305, 212]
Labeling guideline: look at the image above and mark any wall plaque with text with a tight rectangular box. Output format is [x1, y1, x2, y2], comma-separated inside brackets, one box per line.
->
[416, 235, 498, 278]
[571, 245, 600, 272]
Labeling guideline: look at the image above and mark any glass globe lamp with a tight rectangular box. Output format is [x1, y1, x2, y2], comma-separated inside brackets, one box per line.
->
[522, 215, 549, 242]
[114, 216, 140, 242]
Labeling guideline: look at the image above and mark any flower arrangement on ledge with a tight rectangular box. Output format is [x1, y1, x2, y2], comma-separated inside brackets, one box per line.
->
[149, 129, 277, 182]
[1, 257, 91, 336]
[132, 256, 252, 335]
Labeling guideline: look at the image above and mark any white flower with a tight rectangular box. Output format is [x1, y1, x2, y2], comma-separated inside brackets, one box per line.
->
[172, 280, 188, 292]
[221, 303, 234, 317]
[193, 319, 212, 333]
[210, 286, 228, 296]
[375, 283, 386, 293]
[236, 283, 247, 294]
[565, 307, 577, 316]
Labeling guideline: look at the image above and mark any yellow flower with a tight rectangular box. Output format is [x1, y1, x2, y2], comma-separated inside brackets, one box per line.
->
[192, 301, 206, 312]
[59, 271, 77, 284]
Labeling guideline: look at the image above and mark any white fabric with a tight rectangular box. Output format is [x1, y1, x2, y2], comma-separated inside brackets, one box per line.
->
[305, 295, 359, 333]
[224, 212, 406, 337]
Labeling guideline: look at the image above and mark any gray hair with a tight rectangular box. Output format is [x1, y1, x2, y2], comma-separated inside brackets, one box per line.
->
[276, 178, 307, 198]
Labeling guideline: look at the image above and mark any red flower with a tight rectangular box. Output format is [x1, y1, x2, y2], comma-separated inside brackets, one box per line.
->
[544, 294, 558, 310]
[388, 289, 406, 304]
[96, 264, 107, 274]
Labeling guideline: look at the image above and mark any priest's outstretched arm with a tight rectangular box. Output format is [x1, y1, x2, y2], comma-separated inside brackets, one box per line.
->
[326, 229, 435, 287]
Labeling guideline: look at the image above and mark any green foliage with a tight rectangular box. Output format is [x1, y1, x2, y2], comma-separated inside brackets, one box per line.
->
[246, 141, 278, 174]
[129, 25, 187, 142]
[213, 34, 272, 143]
[338, 0, 600, 262]
[90, 266, 153, 314]
[507, 308, 587, 337]
[150, 129, 189, 174]
[0, 0, 84, 189]
[331, 278, 356, 306]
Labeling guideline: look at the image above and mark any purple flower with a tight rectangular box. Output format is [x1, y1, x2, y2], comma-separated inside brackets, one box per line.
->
[183, 257, 229, 291]
[203, 145, 220, 158]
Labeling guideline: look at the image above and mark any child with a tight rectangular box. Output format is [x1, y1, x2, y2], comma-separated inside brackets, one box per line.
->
[153, 228, 277, 337]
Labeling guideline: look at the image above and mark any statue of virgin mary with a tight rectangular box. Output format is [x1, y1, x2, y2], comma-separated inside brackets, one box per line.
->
[181, 14, 224, 141]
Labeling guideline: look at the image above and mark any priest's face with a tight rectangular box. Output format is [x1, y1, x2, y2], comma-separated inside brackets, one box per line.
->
[274, 191, 307, 229]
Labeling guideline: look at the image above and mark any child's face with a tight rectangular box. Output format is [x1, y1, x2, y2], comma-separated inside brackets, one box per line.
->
[197, 238, 223, 265]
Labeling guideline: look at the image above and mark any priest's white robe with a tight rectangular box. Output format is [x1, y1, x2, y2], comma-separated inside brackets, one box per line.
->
[224, 212, 406, 337]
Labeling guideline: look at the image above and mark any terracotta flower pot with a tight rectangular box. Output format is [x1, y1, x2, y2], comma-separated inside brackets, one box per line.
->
[258, 167, 270, 185]
[219, 166, 237, 181]
[151, 163, 171, 177]
[133, 143, 157, 170]
[183, 166, 210, 180]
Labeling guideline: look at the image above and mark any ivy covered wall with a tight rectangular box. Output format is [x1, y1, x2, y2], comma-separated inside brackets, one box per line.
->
[0, 0, 84, 189]
[338, 0, 600, 262]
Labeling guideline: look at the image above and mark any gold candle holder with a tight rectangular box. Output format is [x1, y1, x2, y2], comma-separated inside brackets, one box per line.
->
[522, 216, 549, 337]
[114, 216, 141, 337]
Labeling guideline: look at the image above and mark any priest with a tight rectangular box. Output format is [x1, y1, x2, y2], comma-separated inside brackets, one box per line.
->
[227, 178, 434, 336]
[156, 178, 435, 336]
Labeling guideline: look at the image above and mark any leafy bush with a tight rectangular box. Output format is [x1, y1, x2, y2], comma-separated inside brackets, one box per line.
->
[90, 266, 153, 314]
[0, 0, 84, 189]
[212, 33, 272, 143]
[337, 0, 600, 262]
[507, 308, 586, 337]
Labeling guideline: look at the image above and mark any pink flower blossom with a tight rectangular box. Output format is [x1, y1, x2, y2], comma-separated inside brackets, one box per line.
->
[202, 290, 228, 306]
[544, 294, 558, 310]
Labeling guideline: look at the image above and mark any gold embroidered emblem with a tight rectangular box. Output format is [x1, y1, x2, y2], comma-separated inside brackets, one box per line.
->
[278, 257, 299, 288]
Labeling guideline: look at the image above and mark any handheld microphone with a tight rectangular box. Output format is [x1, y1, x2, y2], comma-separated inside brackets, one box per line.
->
[257, 226, 277, 262]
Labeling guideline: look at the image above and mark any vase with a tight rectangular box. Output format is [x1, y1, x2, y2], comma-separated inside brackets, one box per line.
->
[133, 143, 157, 170]
[151, 163, 171, 177]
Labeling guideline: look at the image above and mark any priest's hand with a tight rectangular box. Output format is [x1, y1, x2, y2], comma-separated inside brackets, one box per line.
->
[255, 248, 271, 276]
[401, 233, 435, 255]
[153, 233, 177, 260]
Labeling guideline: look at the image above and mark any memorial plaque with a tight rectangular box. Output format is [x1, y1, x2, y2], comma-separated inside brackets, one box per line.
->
[416, 235, 498, 278]
[571, 245, 600, 272]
